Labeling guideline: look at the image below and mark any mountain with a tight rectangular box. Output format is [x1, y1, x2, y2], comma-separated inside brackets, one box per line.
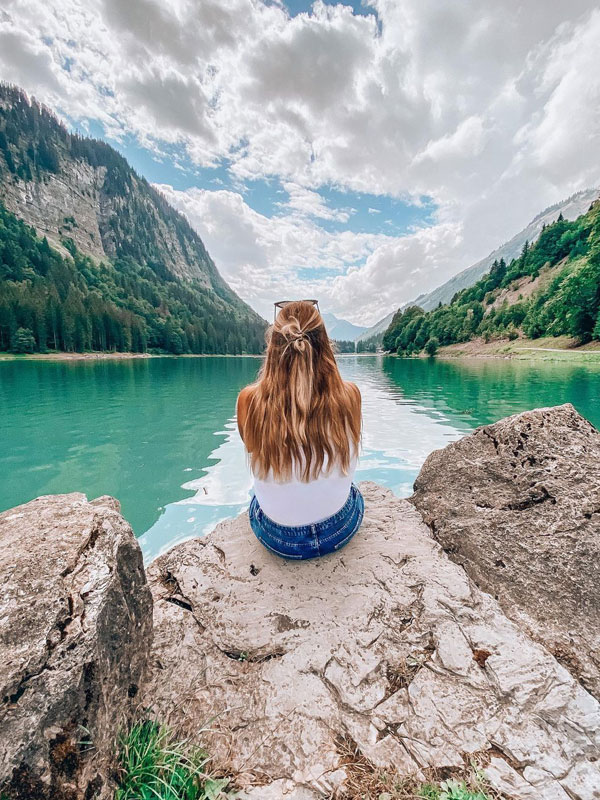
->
[383, 199, 600, 355]
[355, 310, 394, 344]
[321, 311, 366, 341]
[407, 189, 600, 313]
[363, 190, 600, 346]
[0, 84, 266, 354]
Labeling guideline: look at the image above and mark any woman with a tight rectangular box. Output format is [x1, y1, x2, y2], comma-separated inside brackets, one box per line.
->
[237, 300, 364, 560]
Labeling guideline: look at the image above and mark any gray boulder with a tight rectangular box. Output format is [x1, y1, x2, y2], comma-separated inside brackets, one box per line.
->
[411, 403, 600, 699]
[144, 481, 600, 800]
[0, 493, 153, 800]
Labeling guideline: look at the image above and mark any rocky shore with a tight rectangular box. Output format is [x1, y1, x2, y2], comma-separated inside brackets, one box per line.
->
[1, 405, 599, 800]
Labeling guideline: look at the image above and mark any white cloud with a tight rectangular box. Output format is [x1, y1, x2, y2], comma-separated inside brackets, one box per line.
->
[155, 182, 394, 323]
[156, 180, 469, 326]
[1, 0, 599, 324]
[327, 222, 465, 324]
[280, 181, 351, 222]
[415, 116, 487, 165]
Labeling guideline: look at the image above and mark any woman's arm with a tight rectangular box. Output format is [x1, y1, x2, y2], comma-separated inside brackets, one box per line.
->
[345, 381, 362, 447]
[236, 386, 252, 443]
[346, 381, 362, 415]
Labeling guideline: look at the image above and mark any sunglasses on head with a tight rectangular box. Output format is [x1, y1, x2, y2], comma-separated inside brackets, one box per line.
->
[273, 299, 319, 322]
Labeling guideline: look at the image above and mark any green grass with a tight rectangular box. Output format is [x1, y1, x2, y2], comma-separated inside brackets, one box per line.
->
[374, 778, 493, 800]
[115, 720, 233, 800]
[415, 779, 491, 799]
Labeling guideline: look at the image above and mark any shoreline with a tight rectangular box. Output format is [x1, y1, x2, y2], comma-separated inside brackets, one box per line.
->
[0, 350, 381, 363]
[433, 335, 600, 363]
[0, 351, 264, 362]
[2, 337, 600, 365]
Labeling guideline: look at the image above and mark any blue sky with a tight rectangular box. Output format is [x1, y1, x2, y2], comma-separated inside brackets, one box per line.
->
[283, 0, 376, 19]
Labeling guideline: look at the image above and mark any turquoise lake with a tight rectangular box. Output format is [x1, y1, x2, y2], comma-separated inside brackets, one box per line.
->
[2, 355, 600, 560]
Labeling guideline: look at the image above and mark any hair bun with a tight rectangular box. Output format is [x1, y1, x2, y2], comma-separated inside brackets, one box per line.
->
[280, 321, 309, 349]
[291, 335, 307, 353]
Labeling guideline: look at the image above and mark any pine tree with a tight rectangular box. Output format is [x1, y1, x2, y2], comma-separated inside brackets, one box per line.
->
[11, 326, 36, 353]
[425, 337, 439, 356]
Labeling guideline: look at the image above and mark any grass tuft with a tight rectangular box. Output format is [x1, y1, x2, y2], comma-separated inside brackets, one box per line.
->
[115, 720, 233, 800]
[414, 778, 493, 799]
[113, 721, 507, 800]
[345, 774, 498, 800]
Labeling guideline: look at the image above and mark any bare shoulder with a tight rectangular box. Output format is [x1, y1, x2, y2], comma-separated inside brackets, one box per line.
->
[236, 385, 254, 415]
[345, 381, 362, 408]
[236, 385, 254, 433]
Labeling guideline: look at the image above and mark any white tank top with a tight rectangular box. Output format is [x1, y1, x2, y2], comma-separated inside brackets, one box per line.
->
[252, 448, 358, 527]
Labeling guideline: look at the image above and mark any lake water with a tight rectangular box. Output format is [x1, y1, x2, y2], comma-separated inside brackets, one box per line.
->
[2, 354, 600, 561]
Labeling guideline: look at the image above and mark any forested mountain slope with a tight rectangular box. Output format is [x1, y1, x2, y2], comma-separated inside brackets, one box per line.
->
[406, 189, 600, 313]
[0, 84, 266, 354]
[383, 201, 600, 355]
[356, 192, 599, 350]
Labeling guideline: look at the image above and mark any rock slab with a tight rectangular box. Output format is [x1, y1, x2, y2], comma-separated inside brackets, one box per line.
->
[145, 482, 600, 800]
[411, 403, 600, 698]
[0, 494, 153, 800]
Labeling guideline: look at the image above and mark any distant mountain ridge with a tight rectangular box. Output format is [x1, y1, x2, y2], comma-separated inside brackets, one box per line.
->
[358, 190, 600, 346]
[321, 311, 366, 341]
[355, 310, 394, 343]
[0, 84, 266, 354]
[406, 188, 600, 313]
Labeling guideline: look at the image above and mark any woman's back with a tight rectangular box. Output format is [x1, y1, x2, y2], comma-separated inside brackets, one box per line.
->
[237, 300, 364, 559]
[248, 423, 358, 526]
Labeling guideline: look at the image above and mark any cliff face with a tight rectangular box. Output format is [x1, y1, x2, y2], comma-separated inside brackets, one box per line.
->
[0, 153, 107, 263]
[0, 85, 260, 317]
[0, 156, 223, 289]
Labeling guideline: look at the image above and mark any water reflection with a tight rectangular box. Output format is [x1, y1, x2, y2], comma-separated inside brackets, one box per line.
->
[140, 417, 253, 559]
[342, 357, 467, 496]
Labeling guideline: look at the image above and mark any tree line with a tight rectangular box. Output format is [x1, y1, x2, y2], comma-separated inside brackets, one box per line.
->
[0, 203, 265, 355]
[333, 339, 356, 353]
[356, 337, 378, 353]
[383, 204, 600, 355]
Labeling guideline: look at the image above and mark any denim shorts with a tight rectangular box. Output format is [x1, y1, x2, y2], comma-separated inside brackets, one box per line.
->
[248, 483, 364, 560]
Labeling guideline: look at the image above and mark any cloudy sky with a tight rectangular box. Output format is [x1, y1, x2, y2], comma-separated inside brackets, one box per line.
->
[1, 0, 599, 325]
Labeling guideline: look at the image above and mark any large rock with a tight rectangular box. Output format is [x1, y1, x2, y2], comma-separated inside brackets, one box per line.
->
[144, 482, 600, 800]
[411, 403, 600, 699]
[0, 494, 153, 800]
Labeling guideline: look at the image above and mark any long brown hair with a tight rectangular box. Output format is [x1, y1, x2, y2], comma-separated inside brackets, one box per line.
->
[239, 301, 361, 482]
